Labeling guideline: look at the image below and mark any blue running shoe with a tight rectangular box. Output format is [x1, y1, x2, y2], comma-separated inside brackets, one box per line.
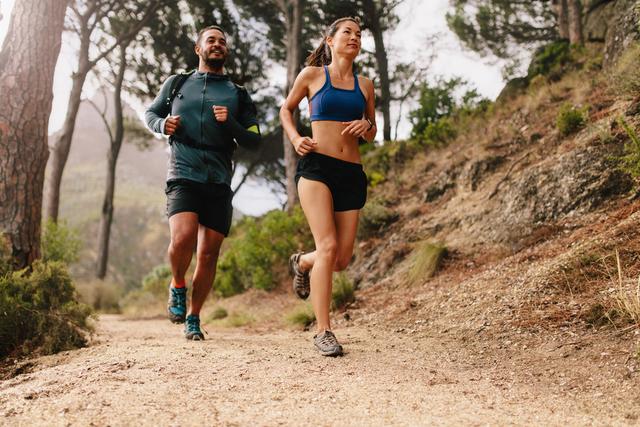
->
[184, 314, 204, 341]
[167, 285, 187, 324]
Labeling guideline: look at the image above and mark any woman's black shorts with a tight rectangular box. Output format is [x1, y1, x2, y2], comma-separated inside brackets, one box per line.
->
[295, 152, 367, 212]
[165, 179, 233, 236]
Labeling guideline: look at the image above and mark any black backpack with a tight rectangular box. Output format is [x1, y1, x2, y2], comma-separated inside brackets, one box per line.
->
[165, 69, 196, 108]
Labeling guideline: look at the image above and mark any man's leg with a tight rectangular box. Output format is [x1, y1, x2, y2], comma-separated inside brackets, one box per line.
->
[189, 224, 225, 316]
[167, 212, 198, 323]
[168, 212, 199, 286]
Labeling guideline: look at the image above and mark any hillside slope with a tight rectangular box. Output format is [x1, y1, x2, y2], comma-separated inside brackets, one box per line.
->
[338, 46, 640, 410]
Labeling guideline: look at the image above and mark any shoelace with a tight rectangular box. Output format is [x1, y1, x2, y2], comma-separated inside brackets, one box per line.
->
[186, 317, 200, 332]
[186, 317, 208, 335]
[319, 332, 338, 346]
[171, 288, 186, 306]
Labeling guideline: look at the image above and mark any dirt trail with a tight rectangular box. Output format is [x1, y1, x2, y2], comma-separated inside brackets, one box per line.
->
[0, 315, 637, 426]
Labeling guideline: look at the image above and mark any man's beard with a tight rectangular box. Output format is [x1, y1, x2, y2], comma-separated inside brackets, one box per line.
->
[201, 50, 226, 68]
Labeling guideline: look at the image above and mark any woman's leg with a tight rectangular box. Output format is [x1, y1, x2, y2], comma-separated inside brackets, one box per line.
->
[297, 177, 337, 332]
[333, 210, 359, 271]
[297, 209, 359, 272]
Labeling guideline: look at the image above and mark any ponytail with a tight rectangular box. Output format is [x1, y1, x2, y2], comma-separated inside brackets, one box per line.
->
[305, 39, 331, 66]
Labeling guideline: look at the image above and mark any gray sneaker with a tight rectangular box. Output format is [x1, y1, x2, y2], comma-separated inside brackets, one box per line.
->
[289, 252, 310, 299]
[313, 330, 343, 357]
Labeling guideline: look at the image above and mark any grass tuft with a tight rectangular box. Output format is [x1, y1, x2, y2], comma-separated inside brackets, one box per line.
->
[407, 241, 448, 286]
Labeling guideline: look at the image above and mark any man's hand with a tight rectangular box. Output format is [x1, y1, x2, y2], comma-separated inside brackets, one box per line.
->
[164, 115, 181, 135]
[341, 119, 369, 137]
[212, 105, 228, 122]
[293, 135, 317, 156]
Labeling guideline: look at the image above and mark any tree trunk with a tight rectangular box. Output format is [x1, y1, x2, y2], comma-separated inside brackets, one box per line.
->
[0, 0, 68, 269]
[45, 65, 90, 222]
[282, 0, 305, 211]
[45, 0, 160, 222]
[362, 0, 391, 141]
[96, 45, 126, 279]
[567, 0, 584, 44]
[554, 0, 570, 39]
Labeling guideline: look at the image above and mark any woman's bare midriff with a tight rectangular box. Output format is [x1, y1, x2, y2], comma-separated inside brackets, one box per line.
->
[310, 121, 362, 163]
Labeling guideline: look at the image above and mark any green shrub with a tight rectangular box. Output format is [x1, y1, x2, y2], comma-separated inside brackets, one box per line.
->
[0, 234, 12, 277]
[332, 273, 355, 311]
[557, 103, 588, 136]
[214, 207, 313, 297]
[422, 117, 457, 146]
[0, 261, 93, 358]
[617, 116, 640, 179]
[141, 264, 172, 297]
[527, 41, 572, 81]
[409, 77, 487, 144]
[209, 306, 228, 320]
[285, 303, 315, 328]
[41, 220, 81, 265]
[406, 241, 448, 286]
[358, 200, 399, 239]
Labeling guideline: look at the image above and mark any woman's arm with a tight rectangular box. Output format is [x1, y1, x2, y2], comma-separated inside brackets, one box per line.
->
[340, 76, 377, 142]
[361, 77, 377, 143]
[280, 67, 318, 156]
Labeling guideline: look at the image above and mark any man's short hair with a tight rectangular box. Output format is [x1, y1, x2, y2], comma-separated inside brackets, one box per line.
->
[196, 25, 227, 45]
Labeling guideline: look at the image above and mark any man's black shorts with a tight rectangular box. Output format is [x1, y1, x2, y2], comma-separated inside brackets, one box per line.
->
[165, 179, 233, 236]
[295, 152, 367, 212]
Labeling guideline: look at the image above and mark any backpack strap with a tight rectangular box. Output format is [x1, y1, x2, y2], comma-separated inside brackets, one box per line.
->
[165, 69, 196, 108]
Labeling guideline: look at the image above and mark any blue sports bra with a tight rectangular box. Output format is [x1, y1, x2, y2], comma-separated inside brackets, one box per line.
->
[309, 66, 366, 122]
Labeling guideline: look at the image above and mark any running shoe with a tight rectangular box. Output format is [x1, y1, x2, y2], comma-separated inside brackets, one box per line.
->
[167, 285, 187, 324]
[289, 252, 310, 299]
[313, 330, 343, 357]
[184, 314, 204, 341]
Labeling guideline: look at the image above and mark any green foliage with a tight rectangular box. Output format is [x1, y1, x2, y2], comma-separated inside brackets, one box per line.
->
[358, 200, 399, 239]
[527, 41, 572, 81]
[0, 234, 12, 277]
[209, 307, 228, 320]
[141, 264, 172, 297]
[285, 303, 315, 328]
[446, 1, 557, 77]
[409, 77, 487, 146]
[617, 116, 640, 179]
[0, 261, 93, 359]
[332, 273, 355, 311]
[556, 103, 588, 136]
[214, 207, 313, 297]
[41, 220, 81, 265]
[407, 241, 448, 286]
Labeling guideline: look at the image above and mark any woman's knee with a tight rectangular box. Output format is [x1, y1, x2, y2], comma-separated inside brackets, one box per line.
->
[316, 238, 338, 262]
[333, 255, 351, 271]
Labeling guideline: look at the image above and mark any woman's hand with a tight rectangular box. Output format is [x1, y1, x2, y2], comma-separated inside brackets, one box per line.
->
[341, 119, 369, 137]
[293, 136, 317, 156]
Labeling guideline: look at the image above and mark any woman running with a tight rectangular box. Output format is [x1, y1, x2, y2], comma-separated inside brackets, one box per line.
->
[280, 17, 377, 357]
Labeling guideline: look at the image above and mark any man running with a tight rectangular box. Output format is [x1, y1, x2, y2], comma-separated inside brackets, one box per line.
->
[145, 25, 261, 340]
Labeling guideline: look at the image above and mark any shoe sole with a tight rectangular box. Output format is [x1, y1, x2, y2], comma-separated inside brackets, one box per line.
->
[167, 308, 185, 324]
[316, 346, 344, 357]
[185, 334, 204, 341]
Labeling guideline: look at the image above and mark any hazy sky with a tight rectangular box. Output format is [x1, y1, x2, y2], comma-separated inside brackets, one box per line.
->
[0, 0, 506, 215]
